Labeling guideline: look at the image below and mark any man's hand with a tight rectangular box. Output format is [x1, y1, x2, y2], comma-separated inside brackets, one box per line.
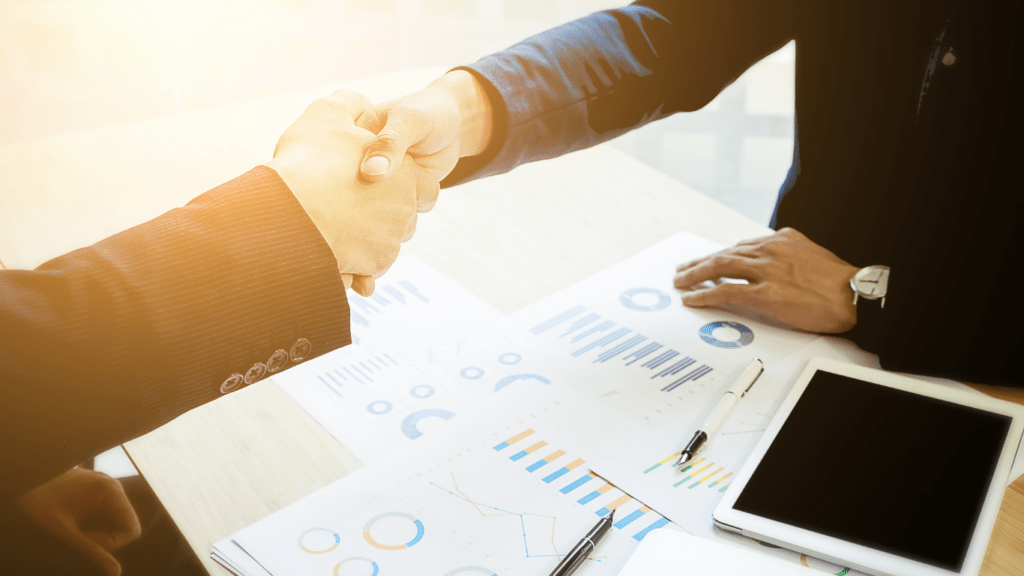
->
[266, 90, 424, 296]
[673, 228, 860, 333]
[17, 468, 142, 576]
[356, 70, 494, 195]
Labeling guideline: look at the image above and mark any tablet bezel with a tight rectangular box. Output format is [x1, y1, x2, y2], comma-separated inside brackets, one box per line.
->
[713, 356, 1024, 576]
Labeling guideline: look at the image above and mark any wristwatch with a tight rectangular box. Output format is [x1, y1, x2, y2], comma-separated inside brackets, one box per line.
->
[850, 265, 890, 308]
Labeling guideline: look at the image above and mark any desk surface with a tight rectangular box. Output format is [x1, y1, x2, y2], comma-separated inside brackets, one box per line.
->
[2, 68, 1022, 576]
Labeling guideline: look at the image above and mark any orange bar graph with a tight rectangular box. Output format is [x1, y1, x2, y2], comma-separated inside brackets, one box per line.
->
[542, 450, 566, 463]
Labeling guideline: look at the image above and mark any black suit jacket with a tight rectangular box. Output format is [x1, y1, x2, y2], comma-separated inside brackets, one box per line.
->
[0, 166, 352, 508]
[443, 0, 1024, 385]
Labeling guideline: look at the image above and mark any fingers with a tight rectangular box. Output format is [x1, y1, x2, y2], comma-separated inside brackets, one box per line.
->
[96, 480, 142, 550]
[673, 254, 758, 289]
[681, 283, 757, 308]
[59, 521, 122, 576]
[324, 89, 373, 121]
[350, 275, 375, 297]
[416, 169, 440, 213]
[358, 105, 435, 183]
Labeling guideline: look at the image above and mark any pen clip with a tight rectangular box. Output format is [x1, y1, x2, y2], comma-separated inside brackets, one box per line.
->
[739, 359, 765, 397]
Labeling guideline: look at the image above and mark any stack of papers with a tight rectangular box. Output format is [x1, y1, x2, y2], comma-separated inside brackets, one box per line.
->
[214, 232, 988, 576]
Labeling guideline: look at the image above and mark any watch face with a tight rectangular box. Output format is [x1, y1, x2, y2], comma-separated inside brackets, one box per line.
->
[853, 266, 890, 299]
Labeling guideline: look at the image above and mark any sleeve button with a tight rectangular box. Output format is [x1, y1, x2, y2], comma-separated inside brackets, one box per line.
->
[244, 362, 268, 385]
[289, 338, 312, 362]
[219, 373, 245, 394]
[266, 349, 289, 373]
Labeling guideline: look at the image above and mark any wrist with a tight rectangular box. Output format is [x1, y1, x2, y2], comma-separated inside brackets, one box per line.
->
[434, 70, 493, 157]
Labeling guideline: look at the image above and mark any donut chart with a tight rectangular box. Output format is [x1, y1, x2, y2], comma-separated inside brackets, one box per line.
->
[460, 367, 484, 380]
[494, 373, 551, 392]
[498, 353, 522, 365]
[334, 557, 380, 576]
[362, 512, 425, 550]
[297, 527, 340, 554]
[410, 384, 435, 398]
[401, 408, 457, 439]
[699, 321, 754, 348]
[367, 400, 393, 415]
[619, 287, 672, 312]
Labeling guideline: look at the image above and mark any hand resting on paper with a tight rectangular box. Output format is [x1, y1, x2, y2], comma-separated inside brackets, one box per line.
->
[672, 228, 859, 333]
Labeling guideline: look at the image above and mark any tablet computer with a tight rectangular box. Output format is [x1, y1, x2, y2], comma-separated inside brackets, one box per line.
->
[713, 357, 1024, 576]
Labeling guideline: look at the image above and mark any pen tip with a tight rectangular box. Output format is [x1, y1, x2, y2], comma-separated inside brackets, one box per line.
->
[675, 453, 690, 467]
[607, 509, 615, 520]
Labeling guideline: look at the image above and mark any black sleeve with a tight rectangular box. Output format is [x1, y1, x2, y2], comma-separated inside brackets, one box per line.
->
[443, 0, 797, 186]
[0, 166, 352, 502]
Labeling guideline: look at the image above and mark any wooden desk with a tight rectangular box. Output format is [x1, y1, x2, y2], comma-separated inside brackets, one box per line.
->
[2, 68, 1022, 576]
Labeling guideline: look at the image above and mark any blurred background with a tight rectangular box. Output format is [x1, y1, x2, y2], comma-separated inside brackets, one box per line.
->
[0, 0, 794, 477]
[0, 0, 795, 223]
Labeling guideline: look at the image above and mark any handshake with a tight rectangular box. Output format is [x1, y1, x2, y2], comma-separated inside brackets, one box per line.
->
[265, 71, 493, 296]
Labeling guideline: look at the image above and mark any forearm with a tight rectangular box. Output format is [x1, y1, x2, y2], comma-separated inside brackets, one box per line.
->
[442, 0, 796, 186]
[0, 167, 351, 501]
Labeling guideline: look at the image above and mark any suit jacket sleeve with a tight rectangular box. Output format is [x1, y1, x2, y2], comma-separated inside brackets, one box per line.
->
[442, 0, 796, 187]
[0, 166, 351, 503]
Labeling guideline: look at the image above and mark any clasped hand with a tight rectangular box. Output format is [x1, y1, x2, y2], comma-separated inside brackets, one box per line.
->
[266, 90, 440, 296]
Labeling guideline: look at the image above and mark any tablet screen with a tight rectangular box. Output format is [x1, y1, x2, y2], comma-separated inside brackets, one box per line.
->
[732, 370, 1012, 571]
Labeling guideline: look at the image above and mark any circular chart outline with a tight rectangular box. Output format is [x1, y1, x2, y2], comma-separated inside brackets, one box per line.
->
[367, 400, 393, 415]
[410, 384, 435, 399]
[619, 287, 672, 312]
[494, 373, 551, 392]
[297, 527, 340, 554]
[460, 366, 484, 380]
[497, 352, 522, 365]
[362, 512, 425, 550]
[401, 408, 457, 439]
[446, 567, 497, 576]
[334, 557, 380, 576]
[699, 321, 755, 348]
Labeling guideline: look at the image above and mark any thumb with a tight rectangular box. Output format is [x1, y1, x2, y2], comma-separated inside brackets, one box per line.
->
[358, 111, 415, 183]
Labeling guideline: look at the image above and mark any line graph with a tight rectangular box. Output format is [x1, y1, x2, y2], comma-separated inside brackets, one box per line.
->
[430, 474, 605, 564]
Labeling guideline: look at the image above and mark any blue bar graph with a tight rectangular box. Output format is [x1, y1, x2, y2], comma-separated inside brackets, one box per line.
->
[664, 365, 713, 392]
[595, 335, 647, 363]
[370, 293, 390, 306]
[352, 312, 369, 328]
[383, 285, 406, 304]
[559, 474, 595, 494]
[643, 350, 679, 369]
[530, 306, 586, 334]
[526, 460, 548, 472]
[509, 450, 529, 461]
[351, 299, 378, 314]
[623, 342, 662, 365]
[633, 518, 671, 541]
[543, 468, 570, 483]
[570, 320, 615, 343]
[560, 313, 600, 336]
[653, 357, 694, 379]
[614, 509, 646, 528]
[572, 327, 631, 357]
[399, 280, 430, 303]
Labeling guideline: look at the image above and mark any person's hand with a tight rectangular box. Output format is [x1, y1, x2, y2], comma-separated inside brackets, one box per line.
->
[673, 228, 860, 333]
[17, 467, 142, 576]
[266, 90, 423, 296]
[355, 70, 495, 197]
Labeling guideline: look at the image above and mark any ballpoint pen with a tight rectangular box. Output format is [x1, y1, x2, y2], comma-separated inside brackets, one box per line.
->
[547, 509, 615, 576]
[675, 358, 764, 468]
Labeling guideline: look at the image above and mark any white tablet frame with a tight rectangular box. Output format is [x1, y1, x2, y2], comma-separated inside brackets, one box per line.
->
[713, 356, 1024, 576]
